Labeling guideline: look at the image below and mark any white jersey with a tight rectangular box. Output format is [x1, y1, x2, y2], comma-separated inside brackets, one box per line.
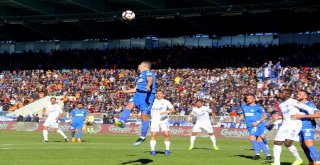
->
[279, 98, 315, 124]
[151, 99, 174, 122]
[45, 103, 63, 121]
[191, 106, 211, 123]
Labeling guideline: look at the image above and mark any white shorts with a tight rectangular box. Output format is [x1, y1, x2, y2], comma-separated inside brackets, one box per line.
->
[274, 121, 302, 141]
[150, 120, 169, 132]
[192, 121, 213, 133]
[43, 119, 59, 129]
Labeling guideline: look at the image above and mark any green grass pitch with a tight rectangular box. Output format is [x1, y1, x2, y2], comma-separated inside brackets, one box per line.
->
[0, 131, 314, 165]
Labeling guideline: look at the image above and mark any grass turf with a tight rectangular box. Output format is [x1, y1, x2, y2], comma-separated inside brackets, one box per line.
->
[0, 131, 313, 165]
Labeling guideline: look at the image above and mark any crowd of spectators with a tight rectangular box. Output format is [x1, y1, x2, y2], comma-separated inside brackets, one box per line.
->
[0, 44, 319, 119]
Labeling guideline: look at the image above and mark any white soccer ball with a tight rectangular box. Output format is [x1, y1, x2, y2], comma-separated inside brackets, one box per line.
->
[122, 10, 135, 21]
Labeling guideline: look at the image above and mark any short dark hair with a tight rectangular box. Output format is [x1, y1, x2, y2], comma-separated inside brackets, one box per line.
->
[196, 99, 203, 103]
[299, 90, 310, 97]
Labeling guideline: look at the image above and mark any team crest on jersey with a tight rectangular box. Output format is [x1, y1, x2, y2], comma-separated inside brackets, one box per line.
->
[250, 109, 254, 112]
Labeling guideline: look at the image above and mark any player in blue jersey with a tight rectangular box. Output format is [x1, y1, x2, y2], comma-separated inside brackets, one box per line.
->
[115, 61, 156, 146]
[70, 102, 88, 143]
[234, 94, 272, 160]
[293, 90, 320, 165]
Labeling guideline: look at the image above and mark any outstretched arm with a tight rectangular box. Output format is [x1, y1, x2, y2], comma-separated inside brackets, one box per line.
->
[117, 87, 137, 94]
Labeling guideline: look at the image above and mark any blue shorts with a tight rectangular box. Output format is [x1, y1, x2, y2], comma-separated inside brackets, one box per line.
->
[71, 122, 84, 130]
[129, 92, 155, 114]
[299, 128, 315, 142]
[247, 126, 265, 137]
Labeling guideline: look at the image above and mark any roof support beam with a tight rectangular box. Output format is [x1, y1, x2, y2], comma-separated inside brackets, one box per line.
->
[11, 0, 54, 14]
[66, 0, 106, 13]
[135, 0, 165, 9]
[22, 22, 51, 39]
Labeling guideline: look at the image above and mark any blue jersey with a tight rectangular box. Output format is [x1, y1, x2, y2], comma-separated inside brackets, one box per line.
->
[240, 104, 266, 127]
[136, 70, 156, 93]
[300, 101, 318, 129]
[299, 101, 318, 141]
[71, 108, 88, 123]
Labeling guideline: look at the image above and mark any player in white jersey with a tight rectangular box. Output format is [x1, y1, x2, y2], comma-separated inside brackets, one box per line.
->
[149, 90, 175, 156]
[272, 89, 315, 165]
[42, 97, 68, 142]
[188, 100, 218, 151]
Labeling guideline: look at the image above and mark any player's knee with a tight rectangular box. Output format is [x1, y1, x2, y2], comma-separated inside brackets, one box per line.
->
[141, 114, 149, 121]
[274, 141, 283, 145]
[126, 103, 135, 110]
[284, 140, 293, 147]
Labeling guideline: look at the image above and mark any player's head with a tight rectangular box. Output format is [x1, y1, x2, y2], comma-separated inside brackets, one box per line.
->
[279, 89, 292, 100]
[50, 97, 56, 105]
[156, 90, 164, 100]
[138, 61, 151, 72]
[76, 102, 83, 109]
[195, 100, 203, 108]
[244, 94, 255, 105]
[296, 90, 309, 101]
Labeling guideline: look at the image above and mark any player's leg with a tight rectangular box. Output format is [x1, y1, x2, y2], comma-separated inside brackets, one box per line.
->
[284, 125, 303, 165]
[150, 121, 158, 155]
[42, 125, 49, 142]
[261, 131, 269, 149]
[203, 123, 218, 150]
[256, 136, 272, 160]
[272, 125, 287, 165]
[247, 127, 260, 159]
[304, 139, 320, 164]
[249, 135, 261, 160]
[71, 122, 76, 142]
[284, 139, 303, 165]
[133, 113, 149, 146]
[189, 132, 197, 150]
[115, 102, 135, 128]
[54, 123, 68, 142]
[189, 122, 200, 150]
[162, 123, 170, 156]
[90, 125, 94, 134]
[299, 131, 313, 164]
[256, 127, 272, 160]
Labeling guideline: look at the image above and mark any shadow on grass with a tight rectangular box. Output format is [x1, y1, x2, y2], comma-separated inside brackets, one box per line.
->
[121, 159, 153, 165]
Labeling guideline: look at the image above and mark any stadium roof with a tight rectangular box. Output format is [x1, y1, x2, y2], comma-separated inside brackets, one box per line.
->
[0, 0, 319, 41]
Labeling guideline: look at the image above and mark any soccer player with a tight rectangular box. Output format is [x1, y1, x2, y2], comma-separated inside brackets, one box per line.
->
[70, 102, 88, 142]
[86, 114, 95, 134]
[293, 90, 320, 165]
[149, 90, 175, 156]
[234, 95, 272, 160]
[42, 97, 68, 142]
[115, 61, 156, 146]
[271, 89, 316, 165]
[188, 100, 219, 151]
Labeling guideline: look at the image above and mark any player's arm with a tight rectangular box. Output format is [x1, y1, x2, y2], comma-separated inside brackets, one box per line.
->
[293, 101, 315, 115]
[234, 114, 244, 124]
[118, 87, 137, 94]
[146, 75, 153, 92]
[294, 112, 320, 119]
[210, 110, 216, 125]
[252, 113, 267, 127]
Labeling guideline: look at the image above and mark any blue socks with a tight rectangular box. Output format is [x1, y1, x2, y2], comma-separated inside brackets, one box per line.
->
[251, 140, 260, 155]
[309, 146, 320, 162]
[262, 137, 268, 145]
[258, 141, 270, 155]
[78, 131, 82, 139]
[303, 146, 313, 163]
[140, 121, 150, 138]
[71, 131, 75, 138]
[119, 109, 131, 122]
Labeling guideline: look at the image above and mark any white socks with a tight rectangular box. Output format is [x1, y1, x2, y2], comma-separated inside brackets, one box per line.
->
[210, 135, 217, 146]
[288, 145, 302, 160]
[43, 130, 48, 141]
[150, 140, 170, 151]
[164, 141, 170, 150]
[273, 145, 282, 165]
[56, 129, 67, 139]
[190, 136, 196, 146]
[150, 140, 156, 151]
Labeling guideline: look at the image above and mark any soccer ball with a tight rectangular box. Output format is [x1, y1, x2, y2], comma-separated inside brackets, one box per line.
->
[122, 10, 135, 21]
